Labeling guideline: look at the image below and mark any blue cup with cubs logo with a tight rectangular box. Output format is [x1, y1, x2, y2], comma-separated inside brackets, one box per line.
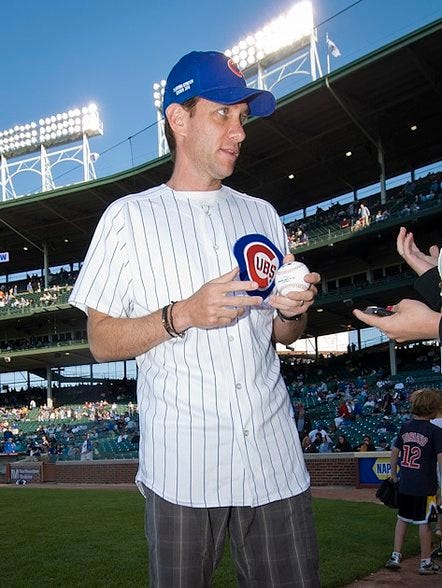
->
[234, 234, 284, 299]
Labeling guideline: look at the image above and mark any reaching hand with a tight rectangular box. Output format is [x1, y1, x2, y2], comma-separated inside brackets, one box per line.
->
[396, 226, 439, 276]
[353, 298, 441, 342]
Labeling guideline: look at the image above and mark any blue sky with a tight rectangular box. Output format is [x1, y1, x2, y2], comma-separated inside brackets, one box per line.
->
[1, 0, 441, 188]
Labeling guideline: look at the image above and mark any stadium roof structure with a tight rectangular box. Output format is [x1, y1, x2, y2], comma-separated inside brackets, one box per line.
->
[0, 19, 441, 368]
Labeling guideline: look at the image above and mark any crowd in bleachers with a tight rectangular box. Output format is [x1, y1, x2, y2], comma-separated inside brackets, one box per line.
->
[285, 171, 442, 249]
[0, 343, 439, 462]
[0, 380, 139, 461]
[0, 267, 79, 316]
[280, 341, 441, 453]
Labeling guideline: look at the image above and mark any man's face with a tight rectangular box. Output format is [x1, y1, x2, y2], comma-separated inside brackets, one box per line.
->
[181, 98, 248, 187]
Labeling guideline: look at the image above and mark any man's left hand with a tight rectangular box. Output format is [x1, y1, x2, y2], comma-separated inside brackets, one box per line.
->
[269, 254, 321, 318]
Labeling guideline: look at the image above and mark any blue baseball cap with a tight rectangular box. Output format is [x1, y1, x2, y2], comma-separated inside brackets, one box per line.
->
[163, 51, 276, 117]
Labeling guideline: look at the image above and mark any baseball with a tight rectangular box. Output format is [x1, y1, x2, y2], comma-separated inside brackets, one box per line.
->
[274, 261, 310, 296]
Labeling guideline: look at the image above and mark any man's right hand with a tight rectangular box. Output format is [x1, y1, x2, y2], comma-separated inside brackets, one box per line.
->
[172, 267, 263, 332]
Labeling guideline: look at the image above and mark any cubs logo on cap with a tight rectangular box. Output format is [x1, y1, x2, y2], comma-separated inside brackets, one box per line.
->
[233, 234, 283, 299]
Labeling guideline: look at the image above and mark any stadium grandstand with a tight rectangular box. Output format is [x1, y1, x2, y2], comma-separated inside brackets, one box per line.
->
[0, 17, 441, 467]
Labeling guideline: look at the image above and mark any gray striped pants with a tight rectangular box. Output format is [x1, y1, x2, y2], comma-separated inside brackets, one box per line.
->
[144, 487, 320, 587]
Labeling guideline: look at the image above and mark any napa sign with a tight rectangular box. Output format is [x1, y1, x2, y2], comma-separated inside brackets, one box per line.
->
[357, 455, 392, 486]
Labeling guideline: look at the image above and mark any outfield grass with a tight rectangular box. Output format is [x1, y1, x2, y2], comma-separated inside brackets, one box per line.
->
[0, 487, 420, 587]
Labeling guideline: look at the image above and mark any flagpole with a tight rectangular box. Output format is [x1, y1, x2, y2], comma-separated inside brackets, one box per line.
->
[326, 32, 330, 74]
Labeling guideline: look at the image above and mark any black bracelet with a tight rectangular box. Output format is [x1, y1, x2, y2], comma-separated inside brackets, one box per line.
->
[161, 304, 177, 338]
[277, 309, 304, 322]
[161, 302, 187, 339]
[169, 301, 186, 338]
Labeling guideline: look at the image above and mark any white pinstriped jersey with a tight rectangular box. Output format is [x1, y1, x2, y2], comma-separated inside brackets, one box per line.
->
[69, 184, 310, 507]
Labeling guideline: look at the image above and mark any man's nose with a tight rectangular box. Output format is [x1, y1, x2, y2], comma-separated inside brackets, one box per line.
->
[228, 120, 246, 142]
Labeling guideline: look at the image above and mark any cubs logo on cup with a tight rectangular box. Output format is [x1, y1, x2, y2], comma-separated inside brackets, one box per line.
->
[245, 243, 278, 289]
[233, 234, 283, 299]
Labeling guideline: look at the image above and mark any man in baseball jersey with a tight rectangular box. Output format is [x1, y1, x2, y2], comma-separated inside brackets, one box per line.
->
[70, 50, 321, 587]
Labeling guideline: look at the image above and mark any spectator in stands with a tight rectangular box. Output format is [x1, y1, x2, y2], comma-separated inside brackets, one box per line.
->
[400, 203, 411, 215]
[80, 434, 93, 461]
[294, 402, 311, 441]
[337, 397, 354, 425]
[358, 202, 370, 228]
[3, 437, 17, 453]
[302, 434, 317, 453]
[430, 178, 440, 198]
[354, 435, 376, 452]
[381, 389, 394, 415]
[297, 230, 309, 247]
[318, 434, 334, 453]
[376, 437, 390, 451]
[334, 434, 352, 453]
[374, 210, 384, 222]
[312, 432, 324, 451]
[351, 217, 364, 232]
[69, 50, 321, 587]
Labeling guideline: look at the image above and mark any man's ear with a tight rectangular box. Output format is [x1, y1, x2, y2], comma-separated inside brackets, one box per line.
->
[165, 104, 187, 135]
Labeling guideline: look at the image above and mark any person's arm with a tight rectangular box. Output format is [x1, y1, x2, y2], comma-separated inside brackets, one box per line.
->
[272, 311, 308, 346]
[390, 446, 400, 482]
[353, 299, 441, 342]
[87, 307, 169, 362]
[270, 273, 320, 345]
[87, 267, 263, 362]
[268, 254, 321, 345]
[414, 267, 441, 311]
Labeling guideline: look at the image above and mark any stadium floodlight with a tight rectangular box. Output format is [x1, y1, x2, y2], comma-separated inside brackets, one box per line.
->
[224, 1, 314, 71]
[152, 80, 168, 157]
[153, 80, 167, 110]
[1, 103, 103, 200]
[0, 103, 103, 158]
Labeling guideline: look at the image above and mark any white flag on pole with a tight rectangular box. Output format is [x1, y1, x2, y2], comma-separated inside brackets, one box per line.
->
[327, 37, 341, 58]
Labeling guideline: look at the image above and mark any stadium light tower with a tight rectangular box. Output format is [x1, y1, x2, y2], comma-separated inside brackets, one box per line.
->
[153, 1, 322, 156]
[152, 81, 168, 157]
[0, 103, 103, 201]
[224, 1, 321, 92]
